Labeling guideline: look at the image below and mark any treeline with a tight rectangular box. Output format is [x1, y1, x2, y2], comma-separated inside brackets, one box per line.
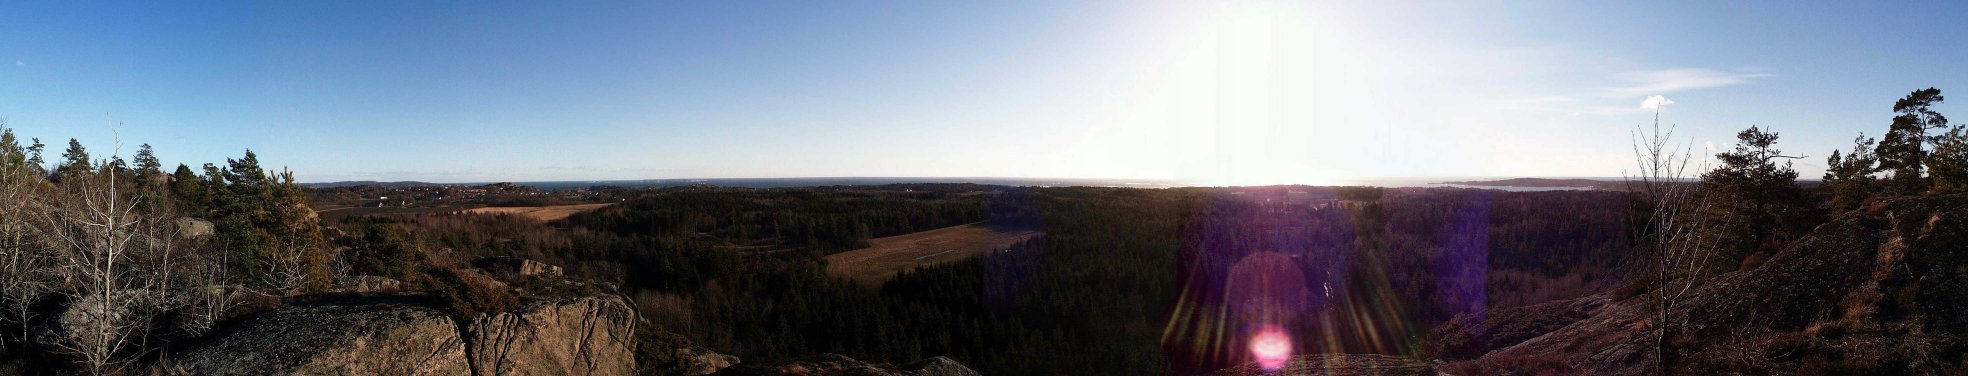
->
[1821, 87, 1968, 206]
[568, 189, 989, 254]
[1636, 87, 1968, 296]
[0, 127, 331, 375]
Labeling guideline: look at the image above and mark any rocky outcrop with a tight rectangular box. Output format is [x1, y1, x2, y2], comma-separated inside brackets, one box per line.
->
[675, 348, 740, 375]
[176, 217, 215, 239]
[1429, 294, 1612, 360]
[894, 357, 978, 376]
[1210, 354, 1433, 376]
[173, 300, 471, 375]
[474, 256, 565, 282]
[173, 294, 640, 376]
[466, 296, 638, 375]
[711, 353, 980, 376]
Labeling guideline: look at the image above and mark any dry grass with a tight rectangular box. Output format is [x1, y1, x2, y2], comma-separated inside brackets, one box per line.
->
[823, 223, 1041, 286]
[464, 203, 614, 222]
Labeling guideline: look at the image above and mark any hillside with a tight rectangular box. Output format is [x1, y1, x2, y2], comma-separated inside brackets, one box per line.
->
[1450, 194, 1968, 375]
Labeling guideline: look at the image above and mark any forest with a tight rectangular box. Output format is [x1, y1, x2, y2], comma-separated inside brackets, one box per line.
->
[335, 182, 1637, 375]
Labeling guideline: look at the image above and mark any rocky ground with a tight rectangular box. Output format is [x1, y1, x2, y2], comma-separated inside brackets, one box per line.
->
[1209, 354, 1433, 376]
[1451, 194, 1968, 375]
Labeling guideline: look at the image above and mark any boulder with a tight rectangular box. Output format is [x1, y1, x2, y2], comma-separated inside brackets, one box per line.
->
[33, 290, 161, 351]
[176, 217, 215, 240]
[335, 275, 405, 294]
[675, 348, 740, 375]
[465, 295, 638, 375]
[174, 300, 471, 375]
[472, 256, 564, 282]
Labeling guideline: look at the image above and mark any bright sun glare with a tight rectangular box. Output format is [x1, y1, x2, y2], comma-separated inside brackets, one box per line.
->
[1158, 1, 1363, 187]
[1250, 325, 1293, 371]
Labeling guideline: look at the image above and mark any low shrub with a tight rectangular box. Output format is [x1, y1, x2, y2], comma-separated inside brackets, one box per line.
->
[416, 266, 517, 320]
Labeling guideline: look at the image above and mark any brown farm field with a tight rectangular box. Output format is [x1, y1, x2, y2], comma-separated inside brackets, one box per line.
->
[824, 222, 1042, 286]
[316, 205, 482, 220]
[463, 203, 615, 221]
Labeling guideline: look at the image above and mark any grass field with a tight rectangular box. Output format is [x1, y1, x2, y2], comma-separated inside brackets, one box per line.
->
[463, 203, 615, 221]
[316, 205, 482, 220]
[824, 222, 1043, 287]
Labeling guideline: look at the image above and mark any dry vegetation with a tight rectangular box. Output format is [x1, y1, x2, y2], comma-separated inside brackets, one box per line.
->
[316, 205, 483, 220]
[465, 203, 615, 222]
[822, 222, 1041, 286]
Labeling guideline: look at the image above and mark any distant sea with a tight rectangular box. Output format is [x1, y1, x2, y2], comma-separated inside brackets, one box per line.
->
[308, 176, 1630, 192]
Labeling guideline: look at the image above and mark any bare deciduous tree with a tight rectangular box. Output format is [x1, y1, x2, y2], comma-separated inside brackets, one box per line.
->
[0, 128, 52, 351]
[33, 137, 176, 375]
[1626, 112, 1721, 374]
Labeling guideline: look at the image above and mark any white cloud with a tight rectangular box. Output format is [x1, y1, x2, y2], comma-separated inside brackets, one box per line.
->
[1704, 140, 1718, 153]
[1640, 95, 1675, 110]
[12, 61, 21, 67]
[1605, 68, 1769, 97]
[1508, 68, 1762, 117]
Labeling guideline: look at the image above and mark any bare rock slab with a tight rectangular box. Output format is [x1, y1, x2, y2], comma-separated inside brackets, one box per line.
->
[174, 301, 471, 375]
[467, 296, 639, 376]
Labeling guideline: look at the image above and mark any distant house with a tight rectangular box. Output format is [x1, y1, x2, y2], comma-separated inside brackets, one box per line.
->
[1310, 198, 1340, 210]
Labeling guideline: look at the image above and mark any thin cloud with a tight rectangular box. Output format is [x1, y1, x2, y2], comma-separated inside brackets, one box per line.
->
[1510, 68, 1764, 116]
[1640, 95, 1675, 110]
[1605, 68, 1769, 97]
[1499, 95, 1646, 116]
[1704, 140, 1718, 153]
[12, 61, 21, 67]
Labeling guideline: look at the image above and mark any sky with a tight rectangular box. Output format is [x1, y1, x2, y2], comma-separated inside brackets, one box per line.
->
[3, 1, 1967, 185]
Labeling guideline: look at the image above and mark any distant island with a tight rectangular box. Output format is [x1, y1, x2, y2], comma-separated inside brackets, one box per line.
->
[1437, 178, 1614, 189]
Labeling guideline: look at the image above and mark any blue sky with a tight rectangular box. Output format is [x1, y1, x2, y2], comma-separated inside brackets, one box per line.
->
[3, 1, 1966, 184]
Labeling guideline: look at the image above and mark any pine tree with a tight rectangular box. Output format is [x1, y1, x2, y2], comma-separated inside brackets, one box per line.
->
[225, 149, 266, 188]
[171, 164, 211, 216]
[0, 127, 20, 167]
[1700, 126, 1807, 260]
[1930, 125, 1968, 194]
[133, 143, 163, 187]
[24, 138, 45, 175]
[55, 138, 90, 178]
[1876, 88, 1948, 194]
[1823, 134, 1879, 212]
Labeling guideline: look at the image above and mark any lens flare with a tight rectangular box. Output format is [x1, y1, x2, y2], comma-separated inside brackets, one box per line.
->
[1250, 325, 1292, 371]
